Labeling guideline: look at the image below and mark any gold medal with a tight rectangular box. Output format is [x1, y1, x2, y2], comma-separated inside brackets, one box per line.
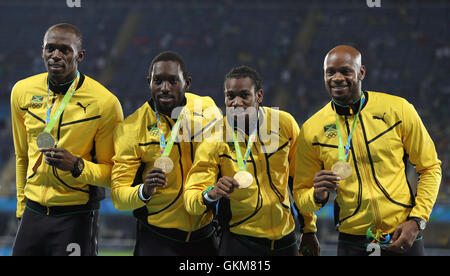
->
[234, 171, 253, 189]
[154, 156, 174, 173]
[331, 161, 352, 180]
[36, 132, 55, 148]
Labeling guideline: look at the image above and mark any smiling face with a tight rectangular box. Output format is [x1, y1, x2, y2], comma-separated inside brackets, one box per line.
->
[42, 27, 84, 85]
[148, 60, 191, 116]
[224, 77, 263, 129]
[323, 45, 365, 105]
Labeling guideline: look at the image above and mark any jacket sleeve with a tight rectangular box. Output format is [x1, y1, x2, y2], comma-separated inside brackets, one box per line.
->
[76, 95, 124, 188]
[184, 141, 220, 216]
[401, 100, 441, 221]
[288, 116, 317, 233]
[110, 121, 145, 211]
[10, 82, 28, 218]
[292, 124, 324, 214]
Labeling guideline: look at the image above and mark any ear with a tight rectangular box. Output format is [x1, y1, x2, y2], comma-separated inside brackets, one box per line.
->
[146, 75, 151, 86]
[358, 65, 366, 81]
[185, 76, 192, 91]
[256, 89, 264, 105]
[76, 49, 85, 63]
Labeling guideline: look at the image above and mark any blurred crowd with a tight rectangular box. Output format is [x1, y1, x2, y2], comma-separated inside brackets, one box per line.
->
[0, 0, 448, 199]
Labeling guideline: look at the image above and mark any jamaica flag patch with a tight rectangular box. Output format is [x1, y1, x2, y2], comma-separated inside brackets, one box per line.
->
[147, 123, 160, 136]
[324, 124, 337, 138]
[31, 95, 44, 103]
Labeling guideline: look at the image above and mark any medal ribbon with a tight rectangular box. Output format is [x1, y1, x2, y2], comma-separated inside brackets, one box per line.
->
[154, 103, 185, 157]
[44, 71, 80, 133]
[32, 72, 80, 174]
[232, 123, 258, 171]
[334, 94, 365, 162]
[366, 225, 391, 246]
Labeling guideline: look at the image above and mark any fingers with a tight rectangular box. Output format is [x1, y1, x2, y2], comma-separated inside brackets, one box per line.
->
[386, 238, 409, 253]
[221, 176, 240, 189]
[390, 226, 401, 243]
[300, 233, 320, 256]
[145, 168, 167, 187]
[40, 148, 60, 160]
[40, 148, 76, 171]
[314, 170, 340, 191]
[43, 151, 60, 164]
[385, 223, 416, 253]
[385, 226, 401, 252]
[38, 147, 53, 153]
[313, 170, 340, 202]
[143, 168, 168, 197]
[313, 170, 341, 188]
[214, 176, 239, 199]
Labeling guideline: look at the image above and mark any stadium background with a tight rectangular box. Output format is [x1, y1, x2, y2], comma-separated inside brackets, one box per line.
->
[0, 0, 448, 256]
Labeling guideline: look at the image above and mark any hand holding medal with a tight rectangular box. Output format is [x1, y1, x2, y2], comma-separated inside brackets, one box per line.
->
[331, 95, 365, 180]
[207, 176, 239, 201]
[34, 72, 82, 174]
[312, 95, 365, 203]
[143, 167, 168, 198]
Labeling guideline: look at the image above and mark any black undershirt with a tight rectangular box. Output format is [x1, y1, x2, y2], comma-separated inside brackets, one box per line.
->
[332, 91, 369, 116]
[48, 73, 85, 94]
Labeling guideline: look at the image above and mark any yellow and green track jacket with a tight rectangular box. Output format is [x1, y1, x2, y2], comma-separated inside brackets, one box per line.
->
[184, 107, 317, 240]
[111, 93, 219, 232]
[11, 73, 124, 218]
[293, 91, 441, 235]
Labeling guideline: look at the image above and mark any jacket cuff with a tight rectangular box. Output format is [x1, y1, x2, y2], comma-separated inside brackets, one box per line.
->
[305, 188, 324, 213]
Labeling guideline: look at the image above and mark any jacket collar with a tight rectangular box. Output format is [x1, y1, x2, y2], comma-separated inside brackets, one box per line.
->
[48, 73, 85, 94]
[331, 90, 369, 116]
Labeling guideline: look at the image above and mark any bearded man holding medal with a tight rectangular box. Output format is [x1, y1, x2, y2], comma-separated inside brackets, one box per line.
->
[10, 23, 124, 255]
[292, 45, 442, 256]
[184, 66, 319, 256]
[111, 51, 220, 256]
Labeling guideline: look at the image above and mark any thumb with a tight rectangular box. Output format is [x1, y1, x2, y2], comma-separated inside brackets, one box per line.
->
[390, 225, 402, 243]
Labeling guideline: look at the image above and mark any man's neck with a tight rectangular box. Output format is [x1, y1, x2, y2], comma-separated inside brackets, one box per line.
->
[333, 91, 362, 107]
[48, 71, 79, 94]
[49, 70, 78, 85]
[332, 91, 366, 116]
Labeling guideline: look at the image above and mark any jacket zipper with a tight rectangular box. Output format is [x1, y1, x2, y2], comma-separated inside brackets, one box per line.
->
[41, 93, 60, 206]
[352, 118, 382, 228]
[253, 135, 276, 239]
[41, 161, 50, 207]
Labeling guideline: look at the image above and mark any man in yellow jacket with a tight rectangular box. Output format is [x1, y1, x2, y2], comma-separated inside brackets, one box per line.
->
[10, 23, 124, 256]
[184, 65, 319, 256]
[111, 51, 220, 256]
[293, 45, 441, 256]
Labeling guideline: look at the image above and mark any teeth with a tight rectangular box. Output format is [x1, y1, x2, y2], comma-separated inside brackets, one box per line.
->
[231, 108, 245, 115]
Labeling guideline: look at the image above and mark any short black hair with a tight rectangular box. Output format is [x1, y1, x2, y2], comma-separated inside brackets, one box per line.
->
[225, 65, 262, 91]
[148, 51, 189, 80]
[46, 23, 83, 50]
